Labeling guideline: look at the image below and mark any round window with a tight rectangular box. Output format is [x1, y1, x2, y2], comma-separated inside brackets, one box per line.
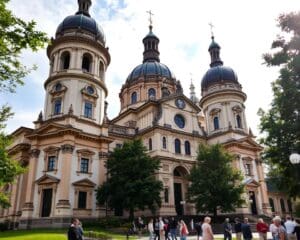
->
[87, 86, 94, 95]
[55, 83, 62, 91]
[174, 114, 185, 128]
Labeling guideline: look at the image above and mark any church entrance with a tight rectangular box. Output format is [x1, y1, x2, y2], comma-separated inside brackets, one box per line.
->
[41, 188, 52, 217]
[249, 191, 257, 215]
[173, 166, 188, 216]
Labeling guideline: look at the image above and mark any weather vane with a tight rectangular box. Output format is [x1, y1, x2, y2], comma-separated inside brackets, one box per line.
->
[209, 22, 214, 37]
[146, 10, 154, 26]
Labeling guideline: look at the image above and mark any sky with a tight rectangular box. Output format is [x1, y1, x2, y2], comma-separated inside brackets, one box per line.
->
[1, 0, 299, 136]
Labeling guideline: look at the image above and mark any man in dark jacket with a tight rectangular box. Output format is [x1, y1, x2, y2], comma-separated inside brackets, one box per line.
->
[241, 218, 253, 240]
[68, 218, 80, 240]
[234, 218, 242, 240]
[224, 218, 232, 240]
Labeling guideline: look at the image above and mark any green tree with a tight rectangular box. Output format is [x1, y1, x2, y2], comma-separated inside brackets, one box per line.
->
[258, 12, 300, 197]
[96, 139, 163, 220]
[187, 144, 244, 217]
[0, 0, 48, 207]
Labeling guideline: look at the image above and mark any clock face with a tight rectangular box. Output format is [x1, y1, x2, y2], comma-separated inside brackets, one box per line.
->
[175, 99, 186, 109]
[174, 114, 185, 128]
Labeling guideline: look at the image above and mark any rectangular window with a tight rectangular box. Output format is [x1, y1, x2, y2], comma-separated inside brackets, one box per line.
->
[116, 143, 122, 148]
[245, 164, 251, 175]
[84, 101, 93, 118]
[54, 99, 62, 115]
[78, 191, 87, 209]
[47, 156, 56, 171]
[80, 158, 89, 173]
[164, 188, 169, 203]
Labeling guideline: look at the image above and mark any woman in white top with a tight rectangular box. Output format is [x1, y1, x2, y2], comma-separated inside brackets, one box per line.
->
[148, 218, 154, 240]
[202, 217, 214, 240]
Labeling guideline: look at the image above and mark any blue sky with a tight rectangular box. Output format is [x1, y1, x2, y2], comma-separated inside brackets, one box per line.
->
[2, 0, 299, 136]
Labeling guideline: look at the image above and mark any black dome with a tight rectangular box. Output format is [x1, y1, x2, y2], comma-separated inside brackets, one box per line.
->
[201, 66, 238, 89]
[126, 61, 175, 83]
[56, 14, 106, 45]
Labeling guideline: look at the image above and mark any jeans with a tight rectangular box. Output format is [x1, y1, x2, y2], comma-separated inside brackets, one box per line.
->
[170, 228, 177, 240]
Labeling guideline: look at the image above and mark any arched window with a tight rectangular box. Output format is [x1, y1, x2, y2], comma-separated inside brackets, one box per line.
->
[175, 139, 181, 154]
[280, 198, 286, 212]
[162, 137, 167, 149]
[213, 116, 219, 130]
[236, 115, 242, 128]
[61, 51, 70, 70]
[99, 61, 105, 79]
[149, 138, 152, 151]
[131, 92, 137, 104]
[185, 141, 191, 155]
[148, 88, 156, 99]
[82, 53, 92, 72]
[53, 99, 62, 115]
[269, 198, 275, 212]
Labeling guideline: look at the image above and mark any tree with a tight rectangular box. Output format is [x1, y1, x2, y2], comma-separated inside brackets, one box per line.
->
[187, 144, 244, 217]
[258, 12, 300, 197]
[0, 0, 48, 207]
[96, 139, 163, 220]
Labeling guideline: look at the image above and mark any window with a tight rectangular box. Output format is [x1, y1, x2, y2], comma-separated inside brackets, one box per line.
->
[87, 86, 95, 95]
[245, 164, 251, 175]
[185, 141, 191, 155]
[116, 143, 122, 149]
[148, 88, 156, 99]
[84, 101, 93, 118]
[61, 51, 70, 70]
[213, 116, 219, 130]
[280, 198, 286, 212]
[54, 99, 62, 115]
[78, 191, 87, 209]
[162, 137, 167, 149]
[174, 114, 185, 128]
[55, 83, 62, 92]
[82, 53, 92, 72]
[80, 158, 89, 173]
[175, 139, 181, 154]
[131, 92, 137, 104]
[149, 138, 152, 151]
[164, 188, 169, 203]
[47, 156, 56, 171]
[269, 198, 275, 212]
[236, 115, 242, 128]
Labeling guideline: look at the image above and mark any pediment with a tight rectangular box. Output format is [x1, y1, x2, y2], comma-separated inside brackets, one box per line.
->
[72, 178, 96, 188]
[243, 177, 260, 187]
[34, 122, 67, 135]
[225, 136, 263, 151]
[35, 174, 60, 185]
[160, 94, 201, 112]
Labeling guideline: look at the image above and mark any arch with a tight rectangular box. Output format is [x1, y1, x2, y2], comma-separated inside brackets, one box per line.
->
[148, 88, 156, 99]
[213, 116, 219, 130]
[60, 51, 70, 70]
[269, 198, 275, 212]
[99, 60, 105, 79]
[184, 141, 191, 155]
[236, 114, 242, 128]
[162, 136, 167, 149]
[131, 92, 137, 104]
[175, 138, 181, 154]
[173, 166, 189, 177]
[82, 53, 93, 72]
[148, 138, 152, 151]
[280, 198, 286, 212]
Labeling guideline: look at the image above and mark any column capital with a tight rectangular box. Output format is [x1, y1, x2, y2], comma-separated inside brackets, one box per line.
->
[61, 144, 74, 153]
[30, 149, 40, 158]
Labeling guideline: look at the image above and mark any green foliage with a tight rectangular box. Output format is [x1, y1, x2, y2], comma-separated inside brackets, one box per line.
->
[187, 144, 245, 216]
[96, 139, 163, 220]
[259, 11, 300, 197]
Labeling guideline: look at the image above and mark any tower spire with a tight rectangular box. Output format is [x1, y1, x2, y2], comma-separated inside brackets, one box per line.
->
[76, 0, 92, 17]
[189, 76, 198, 103]
[208, 34, 223, 67]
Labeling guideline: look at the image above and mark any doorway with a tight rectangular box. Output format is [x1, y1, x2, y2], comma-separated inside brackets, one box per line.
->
[41, 188, 52, 217]
[249, 191, 257, 215]
[174, 183, 183, 216]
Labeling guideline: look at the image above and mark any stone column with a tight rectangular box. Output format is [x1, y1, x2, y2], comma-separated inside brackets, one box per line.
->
[55, 144, 74, 216]
[21, 149, 40, 219]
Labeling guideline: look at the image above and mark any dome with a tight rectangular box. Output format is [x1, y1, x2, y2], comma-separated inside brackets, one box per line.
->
[56, 14, 105, 45]
[126, 61, 175, 83]
[201, 65, 238, 89]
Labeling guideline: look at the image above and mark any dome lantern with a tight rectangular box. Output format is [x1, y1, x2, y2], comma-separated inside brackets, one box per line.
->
[142, 24, 160, 63]
[209, 36, 223, 67]
[76, 0, 92, 17]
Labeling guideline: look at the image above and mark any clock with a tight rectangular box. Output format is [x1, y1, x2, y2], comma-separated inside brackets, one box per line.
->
[174, 114, 185, 128]
[175, 99, 185, 109]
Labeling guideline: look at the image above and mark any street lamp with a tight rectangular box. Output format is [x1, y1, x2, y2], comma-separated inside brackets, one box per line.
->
[289, 153, 300, 164]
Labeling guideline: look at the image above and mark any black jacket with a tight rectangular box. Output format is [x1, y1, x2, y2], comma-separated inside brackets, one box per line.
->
[68, 226, 80, 240]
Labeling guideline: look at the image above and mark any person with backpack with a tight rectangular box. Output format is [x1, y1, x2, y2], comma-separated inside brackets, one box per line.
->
[179, 219, 189, 240]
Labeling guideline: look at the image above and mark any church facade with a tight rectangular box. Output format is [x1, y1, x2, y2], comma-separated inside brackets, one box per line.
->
[0, 0, 292, 229]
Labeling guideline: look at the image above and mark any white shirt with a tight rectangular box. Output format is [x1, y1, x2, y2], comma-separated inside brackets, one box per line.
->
[148, 222, 154, 233]
[284, 220, 296, 234]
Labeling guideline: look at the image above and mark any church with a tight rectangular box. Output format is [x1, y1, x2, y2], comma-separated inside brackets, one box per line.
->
[0, 0, 293, 229]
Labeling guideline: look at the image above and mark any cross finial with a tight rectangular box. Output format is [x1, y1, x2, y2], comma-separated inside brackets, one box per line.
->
[209, 22, 214, 38]
[146, 10, 154, 26]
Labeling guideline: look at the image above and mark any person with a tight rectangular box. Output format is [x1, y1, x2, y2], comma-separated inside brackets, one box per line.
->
[285, 216, 297, 240]
[270, 218, 278, 240]
[234, 218, 242, 240]
[159, 217, 165, 240]
[256, 218, 268, 240]
[293, 219, 300, 240]
[164, 218, 171, 240]
[169, 217, 178, 240]
[148, 218, 155, 240]
[241, 218, 253, 240]
[202, 216, 214, 240]
[195, 220, 203, 240]
[137, 216, 145, 238]
[179, 219, 189, 240]
[68, 218, 80, 240]
[154, 218, 160, 240]
[224, 218, 232, 240]
[190, 219, 195, 233]
[273, 216, 286, 240]
[77, 221, 84, 240]
[126, 220, 137, 239]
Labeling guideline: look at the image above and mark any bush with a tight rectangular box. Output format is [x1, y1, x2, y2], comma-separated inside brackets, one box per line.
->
[85, 231, 112, 240]
[0, 221, 9, 231]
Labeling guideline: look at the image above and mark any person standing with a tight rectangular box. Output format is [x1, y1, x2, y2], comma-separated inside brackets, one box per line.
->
[256, 218, 268, 240]
[179, 220, 189, 240]
[293, 219, 300, 240]
[202, 217, 214, 240]
[154, 218, 160, 240]
[169, 217, 178, 240]
[190, 219, 195, 234]
[195, 220, 203, 240]
[273, 216, 286, 240]
[159, 217, 165, 240]
[270, 218, 278, 240]
[224, 218, 232, 240]
[241, 218, 253, 240]
[164, 218, 171, 240]
[68, 218, 80, 240]
[148, 218, 155, 240]
[285, 216, 297, 240]
[234, 218, 242, 240]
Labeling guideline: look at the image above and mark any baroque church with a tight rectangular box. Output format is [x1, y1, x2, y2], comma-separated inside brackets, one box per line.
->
[0, 0, 293, 228]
